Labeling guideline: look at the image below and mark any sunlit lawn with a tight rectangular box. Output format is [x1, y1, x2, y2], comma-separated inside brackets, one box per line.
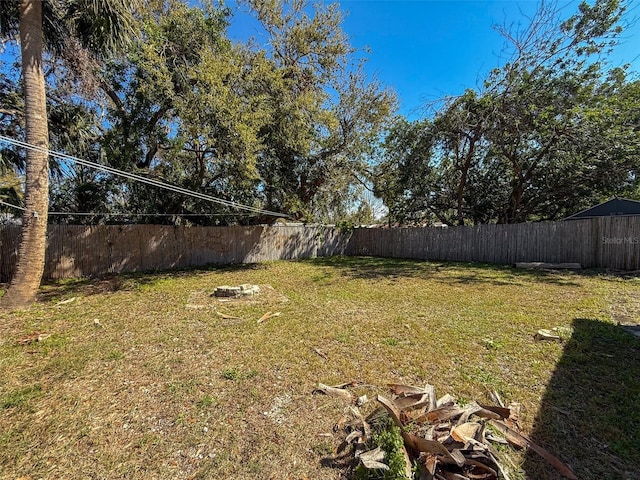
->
[1, 257, 638, 479]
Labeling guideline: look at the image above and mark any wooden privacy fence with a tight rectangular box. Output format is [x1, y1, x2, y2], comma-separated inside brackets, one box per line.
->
[346, 216, 640, 271]
[0, 224, 349, 282]
[0, 216, 639, 281]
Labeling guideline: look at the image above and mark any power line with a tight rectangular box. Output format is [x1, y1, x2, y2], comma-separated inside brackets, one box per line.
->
[46, 212, 259, 217]
[0, 134, 290, 218]
[0, 199, 262, 218]
[0, 199, 27, 211]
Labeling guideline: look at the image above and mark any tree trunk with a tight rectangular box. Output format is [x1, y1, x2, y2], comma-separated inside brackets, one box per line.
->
[1, 0, 49, 310]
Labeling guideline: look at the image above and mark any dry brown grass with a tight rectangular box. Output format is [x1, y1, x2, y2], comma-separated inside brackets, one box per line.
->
[1, 257, 639, 479]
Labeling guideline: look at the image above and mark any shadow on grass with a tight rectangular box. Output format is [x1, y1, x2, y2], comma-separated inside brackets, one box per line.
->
[523, 318, 640, 479]
[35, 262, 267, 302]
[304, 255, 585, 287]
[30, 255, 589, 303]
[319, 452, 358, 478]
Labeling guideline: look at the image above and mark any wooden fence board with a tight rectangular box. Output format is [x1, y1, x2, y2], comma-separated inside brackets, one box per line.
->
[348, 218, 640, 270]
[1, 218, 640, 281]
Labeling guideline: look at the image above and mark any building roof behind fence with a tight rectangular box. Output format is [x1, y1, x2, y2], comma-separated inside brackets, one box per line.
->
[563, 198, 640, 220]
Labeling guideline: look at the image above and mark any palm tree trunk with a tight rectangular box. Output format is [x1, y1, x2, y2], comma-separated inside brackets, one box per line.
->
[1, 0, 49, 310]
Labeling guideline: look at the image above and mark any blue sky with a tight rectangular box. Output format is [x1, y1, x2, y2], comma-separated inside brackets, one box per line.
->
[227, 0, 640, 120]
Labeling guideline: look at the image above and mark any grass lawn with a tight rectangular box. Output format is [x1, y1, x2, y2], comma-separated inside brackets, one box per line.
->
[1, 256, 639, 479]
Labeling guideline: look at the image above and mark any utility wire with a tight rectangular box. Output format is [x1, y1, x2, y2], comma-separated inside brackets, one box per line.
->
[0, 199, 27, 211]
[46, 212, 259, 217]
[0, 134, 290, 218]
[0, 199, 261, 217]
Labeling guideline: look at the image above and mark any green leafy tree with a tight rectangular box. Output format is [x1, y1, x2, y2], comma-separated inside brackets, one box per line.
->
[246, 0, 396, 221]
[378, 0, 640, 226]
[97, 0, 275, 224]
[482, 0, 638, 222]
[99, 0, 395, 224]
[374, 118, 438, 225]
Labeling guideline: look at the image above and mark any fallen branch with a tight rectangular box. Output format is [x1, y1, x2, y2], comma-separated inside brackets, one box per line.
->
[402, 431, 465, 467]
[312, 347, 328, 360]
[314, 383, 352, 402]
[534, 329, 562, 342]
[489, 420, 578, 480]
[16, 333, 51, 345]
[257, 311, 281, 323]
[489, 390, 505, 408]
[56, 297, 76, 306]
[216, 310, 242, 320]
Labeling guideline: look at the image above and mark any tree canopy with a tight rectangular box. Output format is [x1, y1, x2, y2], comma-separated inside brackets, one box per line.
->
[1, 0, 396, 226]
[375, 0, 640, 225]
[1, 0, 638, 228]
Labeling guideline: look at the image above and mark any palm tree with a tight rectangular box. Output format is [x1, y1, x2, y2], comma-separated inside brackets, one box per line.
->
[0, 0, 134, 310]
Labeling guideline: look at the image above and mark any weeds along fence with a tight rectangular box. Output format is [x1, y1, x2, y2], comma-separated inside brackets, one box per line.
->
[0, 216, 639, 281]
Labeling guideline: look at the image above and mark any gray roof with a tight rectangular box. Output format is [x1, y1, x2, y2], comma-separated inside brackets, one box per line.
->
[564, 197, 640, 220]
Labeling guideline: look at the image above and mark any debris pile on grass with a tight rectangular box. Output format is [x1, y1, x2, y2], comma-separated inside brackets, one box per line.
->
[316, 382, 577, 480]
[186, 284, 288, 309]
[212, 284, 260, 298]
